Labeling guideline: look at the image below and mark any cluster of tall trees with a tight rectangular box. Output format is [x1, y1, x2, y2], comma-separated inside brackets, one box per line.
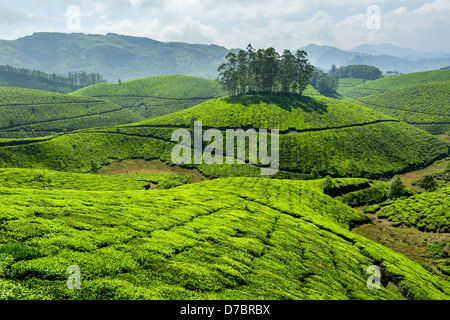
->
[330, 64, 383, 80]
[0, 65, 107, 92]
[217, 45, 314, 96]
[310, 70, 339, 96]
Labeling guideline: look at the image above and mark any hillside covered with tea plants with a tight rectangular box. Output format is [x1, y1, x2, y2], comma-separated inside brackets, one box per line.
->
[0, 87, 142, 139]
[0, 175, 449, 300]
[344, 70, 450, 99]
[71, 75, 227, 119]
[0, 94, 447, 179]
[357, 81, 450, 134]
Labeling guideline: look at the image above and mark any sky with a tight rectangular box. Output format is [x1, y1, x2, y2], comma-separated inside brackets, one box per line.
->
[1, 0, 449, 52]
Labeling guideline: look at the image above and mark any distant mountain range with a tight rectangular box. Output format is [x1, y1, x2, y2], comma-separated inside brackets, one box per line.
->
[0, 32, 231, 82]
[301, 44, 450, 73]
[0, 32, 449, 81]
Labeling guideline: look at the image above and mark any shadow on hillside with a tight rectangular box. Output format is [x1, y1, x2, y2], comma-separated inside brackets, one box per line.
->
[224, 94, 329, 114]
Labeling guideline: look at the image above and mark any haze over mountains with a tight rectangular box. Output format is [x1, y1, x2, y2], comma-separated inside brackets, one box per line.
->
[0, 32, 449, 82]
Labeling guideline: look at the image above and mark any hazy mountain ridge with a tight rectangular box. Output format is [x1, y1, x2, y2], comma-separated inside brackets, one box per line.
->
[0, 33, 449, 83]
[301, 44, 450, 73]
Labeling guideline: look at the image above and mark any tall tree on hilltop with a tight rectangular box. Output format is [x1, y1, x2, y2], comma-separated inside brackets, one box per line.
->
[261, 47, 280, 93]
[295, 50, 314, 96]
[280, 49, 297, 94]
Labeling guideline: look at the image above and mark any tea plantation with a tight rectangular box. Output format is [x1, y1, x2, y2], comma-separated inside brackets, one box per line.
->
[378, 186, 450, 232]
[71, 75, 227, 119]
[0, 87, 142, 139]
[344, 70, 450, 99]
[0, 94, 447, 179]
[358, 81, 450, 134]
[0, 176, 449, 300]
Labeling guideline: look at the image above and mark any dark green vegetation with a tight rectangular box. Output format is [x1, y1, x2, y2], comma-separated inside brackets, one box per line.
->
[0, 94, 447, 180]
[0, 32, 233, 81]
[72, 75, 226, 119]
[309, 69, 339, 96]
[0, 87, 142, 139]
[344, 70, 450, 99]
[217, 46, 313, 96]
[330, 64, 383, 80]
[0, 176, 449, 300]
[357, 81, 450, 134]
[0, 65, 106, 93]
[378, 187, 450, 232]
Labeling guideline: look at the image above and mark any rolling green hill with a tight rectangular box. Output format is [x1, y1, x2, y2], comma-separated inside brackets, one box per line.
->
[0, 94, 447, 179]
[0, 176, 449, 300]
[357, 81, 450, 134]
[71, 75, 227, 119]
[0, 87, 143, 139]
[344, 70, 450, 99]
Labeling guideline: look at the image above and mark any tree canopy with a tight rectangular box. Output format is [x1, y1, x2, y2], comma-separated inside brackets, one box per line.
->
[217, 45, 314, 96]
[331, 64, 383, 80]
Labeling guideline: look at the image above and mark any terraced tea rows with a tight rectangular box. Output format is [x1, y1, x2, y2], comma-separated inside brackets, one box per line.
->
[0, 177, 449, 300]
[0, 87, 142, 138]
[357, 81, 450, 134]
[71, 75, 227, 119]
[0, 94, 447, 179]
[344, 70, 450, 99]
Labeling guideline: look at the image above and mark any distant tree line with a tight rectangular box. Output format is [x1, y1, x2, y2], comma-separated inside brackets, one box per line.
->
[217, 45, 314, 96]
[0, 65, 107, 92]
[330, 64, 383, 80]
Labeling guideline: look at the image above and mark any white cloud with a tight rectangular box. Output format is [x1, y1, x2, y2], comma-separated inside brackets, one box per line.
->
[0, 0, 449, 52]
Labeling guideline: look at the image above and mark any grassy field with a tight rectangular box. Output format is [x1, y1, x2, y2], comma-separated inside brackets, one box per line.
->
[357, 81, 450, 134]
[71, 75, 227, 119]
[0, 87, 142, 139]
[344, 70, 450, 99]
[0, 176, 449, 300]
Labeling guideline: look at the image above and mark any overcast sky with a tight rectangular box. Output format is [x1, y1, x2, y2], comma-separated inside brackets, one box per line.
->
[1, 0, 449, 52]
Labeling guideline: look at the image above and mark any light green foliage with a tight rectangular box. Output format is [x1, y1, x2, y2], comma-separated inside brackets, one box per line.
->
[72, 75, 226, 119]
[0, 94, 447, 179]
[0, 87, 142, 139]
[0, 168, 191, 191]
[378, 186, 450, 232]
[358, 81, 450, 134]
[0, 177, 448, 300]
[344, 69, 450, 99]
